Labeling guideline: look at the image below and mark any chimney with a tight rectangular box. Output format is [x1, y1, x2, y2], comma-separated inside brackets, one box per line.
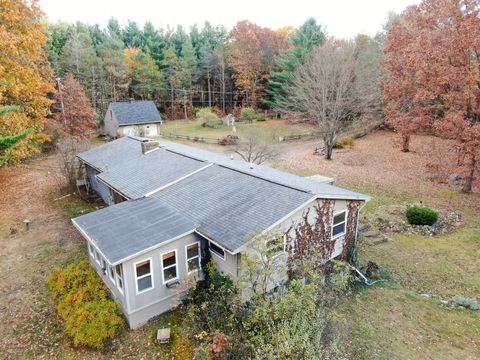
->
[141, 140, 159, 154]
[129, 98, 135, 103]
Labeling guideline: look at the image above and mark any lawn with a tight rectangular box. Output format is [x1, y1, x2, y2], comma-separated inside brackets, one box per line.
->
[161, 117, 316, 144]
[0, 126, 478, 359]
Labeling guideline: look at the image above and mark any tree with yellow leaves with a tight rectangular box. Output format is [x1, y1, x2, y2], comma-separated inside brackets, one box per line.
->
[0, 0, 54, 163]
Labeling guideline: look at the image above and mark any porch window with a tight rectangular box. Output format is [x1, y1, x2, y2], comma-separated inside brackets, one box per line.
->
[115, 264, 124, 293]
[95, 250, 101, 264]
[108, 265, 115, 283]
[209, 242, 225, 260]
[88, 243, 94, 256]
[186, 242, 201, 273]
[162, 251, 178, 284]
[135, 259, 153, 293]
[332, 211, 347, 239]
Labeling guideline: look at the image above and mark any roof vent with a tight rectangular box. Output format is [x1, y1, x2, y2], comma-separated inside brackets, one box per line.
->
[230, 154, 234, 160]
[141, 140, 159, 154]
[250, 162, 254, 169]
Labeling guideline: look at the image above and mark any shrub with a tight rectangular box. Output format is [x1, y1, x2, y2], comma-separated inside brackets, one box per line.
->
[256, 113, 266, 121]
[197, 108, 223, 128]
[240, 107, 256, 121]
[406, 206, 438, 226]
[47, 260, 125, 349]
[333, 138, 354, 149]
[65, 299, 125, 349]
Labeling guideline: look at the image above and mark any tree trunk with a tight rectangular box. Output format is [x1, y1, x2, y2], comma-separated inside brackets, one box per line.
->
[402, 134, 410, 152]
[462, 155, 476, 193]
[207, 70, 212, 107]
[183, 91, 188, 120]
[324, 136, 334, 160]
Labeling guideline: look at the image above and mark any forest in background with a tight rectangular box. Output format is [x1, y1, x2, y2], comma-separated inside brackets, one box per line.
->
[43, 16, 384, 119]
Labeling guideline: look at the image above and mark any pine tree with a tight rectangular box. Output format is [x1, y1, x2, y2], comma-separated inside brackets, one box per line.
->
[265, 18, 326, 108]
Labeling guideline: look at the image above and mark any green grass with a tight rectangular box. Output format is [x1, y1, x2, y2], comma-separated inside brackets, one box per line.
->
[162, 118, 314, 144]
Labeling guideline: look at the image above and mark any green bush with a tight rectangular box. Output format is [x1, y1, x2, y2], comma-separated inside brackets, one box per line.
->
[47, 260, 125, 349]
[197, 108, 223, 128]
[256, 113, 266, 121]
[240, 107, 256, 121]
[406, 206, 438, 226]
[65, 299, 125, 349]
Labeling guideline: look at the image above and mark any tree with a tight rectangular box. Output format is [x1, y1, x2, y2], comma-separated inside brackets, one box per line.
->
[228, 20, 288, 105]
[163, 47, 181, 118]
[179, 37, 197, 118]
[60, 31, 100, 106]
[0, 106, 33, 165]
[131, 51, 166, 100]
[282, 40, 357, 160]
[383, 0, 480, 192]
[266, 18, 327, 108]
[98, 36, 129, 101]
[54, 73, 97, 138]
[0, 0, 54, 163]
[234, 133, 277, 165]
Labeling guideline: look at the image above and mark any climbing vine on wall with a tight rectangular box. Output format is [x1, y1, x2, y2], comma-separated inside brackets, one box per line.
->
[342, 200, 361, 264]
[285, 199, 362, 275]
[285, 199, 334, 272]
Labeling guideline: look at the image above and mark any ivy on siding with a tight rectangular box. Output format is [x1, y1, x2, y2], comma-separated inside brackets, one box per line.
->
[284, 199, 362, 273]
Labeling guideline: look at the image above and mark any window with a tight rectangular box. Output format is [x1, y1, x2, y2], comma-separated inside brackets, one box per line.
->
[135, 259, 153, 293]
[266, 236, 285, 259]
[115, 264, 123, 293]
[95, 250, 101, 264]
[88, 243, 95, 257]
[209, 242, 225, 260]
[108, 265, 115, 283]
[332, 211, 347, 238]
[101, 258, 107, 274]
[162, 251, 178, 284]
[186, 242, 201, 273]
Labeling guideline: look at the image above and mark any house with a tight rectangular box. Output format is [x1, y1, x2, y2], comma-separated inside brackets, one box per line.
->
[73, 136, 371, 329]
[103, 100, 162, 138]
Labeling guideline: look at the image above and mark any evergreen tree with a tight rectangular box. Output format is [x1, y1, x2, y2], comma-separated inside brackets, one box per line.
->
[265, 18, 326, 108]
[163, 47, 181, 118]
[98, 36, 129, 101]
[142, 21, 168, 68]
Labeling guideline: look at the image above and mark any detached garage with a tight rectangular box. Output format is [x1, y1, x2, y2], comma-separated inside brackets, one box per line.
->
[103, 100, 162, 138]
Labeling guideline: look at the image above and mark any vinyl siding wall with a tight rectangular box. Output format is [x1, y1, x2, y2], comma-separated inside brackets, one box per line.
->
[85, 164, 113, 205]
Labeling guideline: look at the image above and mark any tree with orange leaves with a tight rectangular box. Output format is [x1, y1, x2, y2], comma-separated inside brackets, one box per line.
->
[0, 0, 54, 163]
[383, 0, 480, 192]
[54, 73, 97, 138]
[227, 20, 288, 105]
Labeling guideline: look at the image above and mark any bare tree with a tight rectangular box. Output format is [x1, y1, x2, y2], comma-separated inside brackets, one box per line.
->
[234, 134, 277, 165]
[55, 138, 90, 189]
[281, 40, 356, 160]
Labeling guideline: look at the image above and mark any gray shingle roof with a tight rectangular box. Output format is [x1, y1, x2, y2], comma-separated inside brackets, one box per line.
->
[158, 140, 370, 201]
[97, 147, 208, 199]
[72, 197, 197, 264]
[77, 136, 143, 171]
[110, 101, 161, 125]
[153, 165, 313, 252]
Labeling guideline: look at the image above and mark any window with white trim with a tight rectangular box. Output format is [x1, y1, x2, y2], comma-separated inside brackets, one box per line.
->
[186, 243, 201, 273]
[266, 235, 285, 259]
[88, 243, 94, 256]
[95, 250, 101, 264]
[135, 259, 153, 293]
[332, 211, 347, 238]
[115, 264, 123, 292]
[108, 265, 115, 282]
[209, 242, 225, 260]
[162, 251, 178, 283]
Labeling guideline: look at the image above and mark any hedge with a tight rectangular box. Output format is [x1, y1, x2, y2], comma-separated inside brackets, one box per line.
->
[48, 260, 125, 349]
[406, 206, 438, 226]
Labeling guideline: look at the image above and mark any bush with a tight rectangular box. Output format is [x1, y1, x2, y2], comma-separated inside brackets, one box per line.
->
[47, 260, 125, 349]
[240, 107, 256, 121]
[406, 206, 438, 226]
[256, 113, 266, 121]
[65, 299, 125, 349]
[333, 138, 354, 149]
[197, 108, 223, 128]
